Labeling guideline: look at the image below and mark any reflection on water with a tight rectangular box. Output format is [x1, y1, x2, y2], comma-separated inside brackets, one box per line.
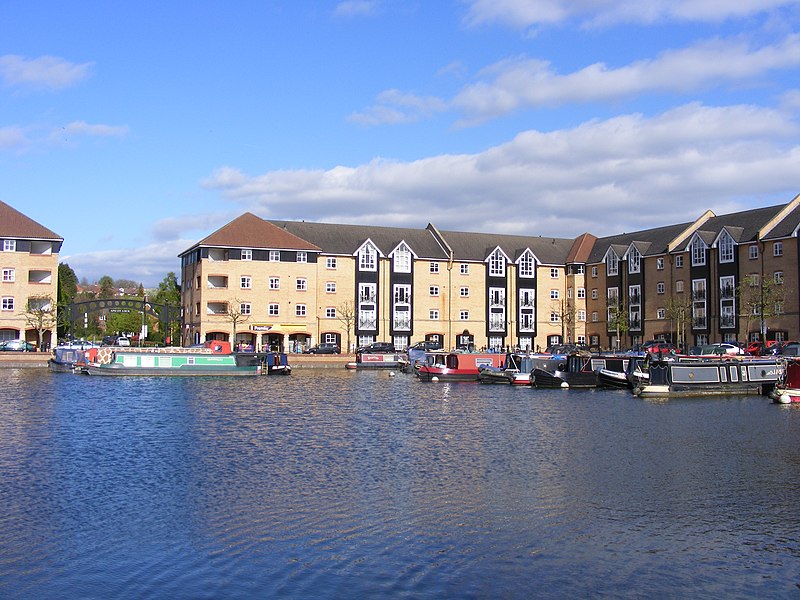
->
[1, 368, 799, 598]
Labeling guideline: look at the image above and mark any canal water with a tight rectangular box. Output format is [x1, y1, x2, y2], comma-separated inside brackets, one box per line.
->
[0, 368, 798, 599]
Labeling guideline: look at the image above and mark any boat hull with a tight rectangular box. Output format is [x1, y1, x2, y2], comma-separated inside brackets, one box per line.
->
[346, 353, 408, 370]
[634, 359, 781, 397]
[81, 346, 263, 376]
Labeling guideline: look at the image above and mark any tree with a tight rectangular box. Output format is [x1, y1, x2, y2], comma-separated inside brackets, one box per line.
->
[225, 299, 250, 347]
[737, 275, 788, 340]
[152, 272, 181, 345]
[553, 298, 577, 344]
[22, 295, 57, 351]
[607, 300, 629, 350]
[664, 295, 693, 351]
[336, 300, 357, 353]
[98, 275, 116, 299]
[57, 263, 79, 339]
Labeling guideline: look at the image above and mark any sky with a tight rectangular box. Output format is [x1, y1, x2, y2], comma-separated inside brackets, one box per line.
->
[2, 0, 800, 287]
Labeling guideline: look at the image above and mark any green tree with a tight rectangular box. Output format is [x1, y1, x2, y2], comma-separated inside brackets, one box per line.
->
[57, 263, 79, 339]
[152, 272, 181, 345]
[737, 275, 788, 340]
[607, 300, 629, 350]
[98, 275, 116, 299]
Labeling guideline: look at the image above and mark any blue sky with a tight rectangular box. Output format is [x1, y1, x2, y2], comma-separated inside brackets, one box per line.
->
[2, 0, 800, 286]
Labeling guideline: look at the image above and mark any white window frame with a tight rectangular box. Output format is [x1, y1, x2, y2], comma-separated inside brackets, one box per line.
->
[297, 251, 308, 263]
[359, 243, 377, 271]
[326, 257, 337, 269]
[240, 276, 252, 289]
[577, 288, 585, 299]
[489, 249, 506, 277]
[550, 267, 559, 279]
[1, 297, 14, 311]
[268, 303, 279, 316]
[460, 264, 469, 275]
[1, 269, 14, 282]
[393, 244, 411, 273]
[429, 309, 439, 320]
[656, 257, 664, 270]
[240, 303, 251, 315]
[657, 282, 665, 294]
[519, 252, 535, 278]
[460, 287, 469, 297]
[326, 282, 336, 293]
[241, 249, 252, 261]
[718, 232, 734, 263]
[628, 247, 641, 274]
[269, 250, 280, 262]
[326, 307, 336, 318]
[2, 240, 15, 252]
[429, 286, 439, 297]
[675, 255, 684, 268]
[269, 277, 280, 290]
[460, 310, 469, 320]
[430, 262, 439, 274]
[691, 237, 706, 267]
[296, 304, 306, 317]
[606, 252, 618, 276]
[296, 278, 307, 291]
[774, 241, 783, 257]
[749, 245, 758, 260]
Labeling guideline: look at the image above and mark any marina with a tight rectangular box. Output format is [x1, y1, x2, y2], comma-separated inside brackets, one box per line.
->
[1, 367, 799, 598]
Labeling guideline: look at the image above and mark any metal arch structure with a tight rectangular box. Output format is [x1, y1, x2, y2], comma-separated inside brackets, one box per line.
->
[68, 298, 181, 339]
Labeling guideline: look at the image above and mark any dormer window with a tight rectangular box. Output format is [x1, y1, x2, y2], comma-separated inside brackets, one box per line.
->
[359, 242, 377, 271]
[518, 251, 534, 278]
[488, 248, 506, 277]
[628, 247, 641, 274]
[718, 231, 734, 264]
[606, 251, 618, 276]
[393, 243, 411, 273]
[691, 237, 706, 266]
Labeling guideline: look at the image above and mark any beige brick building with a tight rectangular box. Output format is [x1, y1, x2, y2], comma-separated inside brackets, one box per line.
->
[0, 200, 62, 349]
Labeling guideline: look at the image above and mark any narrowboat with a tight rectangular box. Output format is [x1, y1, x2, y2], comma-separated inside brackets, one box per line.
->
[81, 341, 262, 376]
[478, 353, 535, 385]
[48, 344, 96, 373]
[345, 352, 409, 370]
[597, 355, 648, 389]
[416, 352, 505, 382]
[633, 357, 782, 398]
[532, 354, 629, 389]
[770, 357, 800, 403]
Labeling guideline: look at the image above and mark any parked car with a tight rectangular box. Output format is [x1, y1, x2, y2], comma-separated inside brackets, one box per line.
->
[696, 343, 745, 356]
[0, 339, 36, 352]
[357, 342, 396, 354]
[409, 341, 442, 351]
[642, 341, 679, 355]
[304, 342, 340, 354]
[116, 336, 131, 347]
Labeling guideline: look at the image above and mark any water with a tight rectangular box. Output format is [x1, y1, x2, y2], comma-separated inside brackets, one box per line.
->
[1, 368, 799, 599]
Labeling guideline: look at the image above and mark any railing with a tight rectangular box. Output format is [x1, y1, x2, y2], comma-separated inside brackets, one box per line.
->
[488, 317, 505, 331]
[393, 317, 411, 330]
[358, 315, 377, 330]
[720, 286, 735, 299]
[720, 316, 736, 328]
[693, 317, 707, 329]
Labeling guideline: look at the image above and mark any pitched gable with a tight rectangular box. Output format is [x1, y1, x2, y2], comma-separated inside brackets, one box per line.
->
[0, 199, 62, 240]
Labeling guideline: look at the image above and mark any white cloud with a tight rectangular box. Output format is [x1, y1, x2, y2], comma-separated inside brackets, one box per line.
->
[0, 54, 93, 90]
[333, 0, 381, 18]
[203, 102, 800, 239]
[0, 125, 28, 150]
[463, 0, 796, 29]
[355, 34, 800, 125]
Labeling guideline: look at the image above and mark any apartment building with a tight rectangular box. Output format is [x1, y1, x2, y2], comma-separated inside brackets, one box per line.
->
[179, 214, 578, 352]
[0, 200, 62, 348]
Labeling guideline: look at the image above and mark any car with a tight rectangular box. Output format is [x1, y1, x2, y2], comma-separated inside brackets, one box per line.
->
[409, 341, 442, 351]
[357, 342, 396, 354]
[642, 341, 679, 355]
[304, 342, 340, 354]
[116, 336, 131, 347]
[696, 343, 744, 356]
[0, 339, 36, 352]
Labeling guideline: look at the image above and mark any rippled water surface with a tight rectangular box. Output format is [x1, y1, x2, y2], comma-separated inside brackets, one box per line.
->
[1, 368, 799, 599]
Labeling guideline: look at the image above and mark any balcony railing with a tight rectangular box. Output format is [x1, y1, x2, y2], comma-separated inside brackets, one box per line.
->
[693, 317, 707, 329]
[488, 317, 505, 331]
[720, 316, 736, 328]
[720, 286, 735, 299]
[393, 317, 411, 331]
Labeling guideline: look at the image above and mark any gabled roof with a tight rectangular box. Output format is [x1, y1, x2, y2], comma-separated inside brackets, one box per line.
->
[670, 204, 784, 250]
[0, 199, 62, 240]
[588, 221, 697, 263]
[566, 232, 597, 264]
[435, 229, 574, 265]
[271, 220, 449, 258]
[763, 201, 800, 239]
[184, 212, 320, 254]
[714, 226, 745, 245]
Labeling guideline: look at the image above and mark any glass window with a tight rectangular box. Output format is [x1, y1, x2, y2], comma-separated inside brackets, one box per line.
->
[577, 310, 586, 321]
[326, 307, 336, 318]
[749, 245, 758, 260]
[656, 257, 664, 270]
[606, 252, 618, 276]
[718, 232, 734, 263]
[676, 280, 684, 292]
[297, 251, 307, 263]
[550, 290, 559, 299]
[2, 240, 16, 252]
[591, 289, 598, 299]
[550, 268, 559, 279]
[1, 297, 14, 310]
[296, 278, 307, 291]
[657, 282, 665, 294]
[774, 241, 783, 256]
[359, 243, 377, 271]
[269, 250, 280, 262]
[430, 262, 439, 274]
[393, 244, 411, 273]
[460, 264, 469, 275]
[326, 257, 337, 269]
[657, 308, 666, 319]
[628, 247, 641, 274]
[240, 276, 251, 289]
[550, 312, 559, 322]
[591, 266, 598, 277]
[460, 310, 469, 320]
[429, 286, 439, 297]
[592, 311, 598, 322]
[269, 277, 280, 290]
[240, 303, 251, 315]
[241, 249, 252, 261]
[577, 288, 585, 299]
[519, 253, 534, 277]
[691, 237, 706, 266]
[675, 255, 684, 268]
[775, 271, 784, 284]
[268, 303, 279, 316]
[460, 287, 469, 297]
[489, 250, 506, 277]
[296, 304, 306, 317]
[1, 269, 14, 282]
[429, 309, 439, 320]
[326, 282, 336, 293]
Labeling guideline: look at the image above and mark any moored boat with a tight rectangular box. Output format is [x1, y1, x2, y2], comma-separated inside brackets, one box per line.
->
[346, 352, 409, 370]
[771, 357, 800, 403]
[416, 352, 505, 382]
[633, 357, 781, 398]
[48, 344, 96, 373]
[532, 353, 629, 389]
[81, 341, 262, 376]
[478, 353, 535, 385]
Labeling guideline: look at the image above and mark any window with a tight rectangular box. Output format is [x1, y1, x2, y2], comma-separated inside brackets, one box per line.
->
[429, 309, 439, 320]
[550, 268, 559, 279]
[296, 304, 306, 317]
[567, 288, 573, 299]
[550, 312, 559, 322]
[393, 244, 411, 273]
[592, 311, 598, 322]
[429, 286, 439, 297]
[326, 307, 336, 318]
[775, 271, 784, 284]
[691, 237, 706, 266]
[2, 240, 15, 252]
[591, 289, 598, 300]
[550, 290, 559, 299]
[657, 282, 665, 294]
[718, 232, 734, 263]
[240, 276, 252, 289]
[577, 288, 585, 299]
[269, 277, 280, 290]
[460, 264, 469, 275]
[606, 252, 619, 276]
[268, 303, 279, 316]
[774, 241, 783, 257]
[675, 255, 684, 268]
[241, 249, 252, 261]
[326, 282, 336, 293]
[426, 262, 438, 274]
[489, 249, 506, 277]
[1, 269, 14, 282]
[749, 245, 758, 260]
[460, 287, 469, 297]
[628, 247, 641, 274]
[749, 273, 760, 287]
[269, 250, 280, 262]
[656, 257, 664, 270]
[577, 310, 586, 321]
[676, 280, 684, 292]
[326, 257, 337, 269]
[1, 297, 13, 310]
[519, 252, 534, 277]
[296, 278, 307, 291]
[657, 308, 666, 319]
[591, 266, 598, 278]
[240, 303, 251, 315]
[297, 251, 307, 263]
[460, 310, 469, 320]
[359, 243, 377, 271]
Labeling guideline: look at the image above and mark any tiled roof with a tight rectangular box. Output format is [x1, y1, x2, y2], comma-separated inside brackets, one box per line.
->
[186, 213, 321, 253]
[566, 233, 597, 264]
[0, 199, 62, 240]
[671, 205, 783, 249]
[587, 221, 694, 263]
[271, 220, 450, 259]
[764, 204, 800, 239]
[436, 229, 574, 264]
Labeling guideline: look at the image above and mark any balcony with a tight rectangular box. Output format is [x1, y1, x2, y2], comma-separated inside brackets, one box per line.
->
[206, 302, 228, 316]
[720, 316, 736, 328]
[359, 312, 377, 330]
[693, 317, 707, 329]
[207, 275, 229, 289]
[488, 317, 505, 332]
[208, 249, 229, 262]
[28, 270, 52, 284]
[393, 317, 411, 331]
[720, 286, 735, 299]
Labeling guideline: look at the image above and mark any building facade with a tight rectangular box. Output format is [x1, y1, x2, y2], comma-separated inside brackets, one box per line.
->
[0, 200, 62, 348]
[179, 194, 800, 352]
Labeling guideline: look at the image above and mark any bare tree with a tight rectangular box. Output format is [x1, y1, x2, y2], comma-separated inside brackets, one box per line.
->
[22, 295, 57, 351]
[336, 300, 357, 353]
[225, 299, 250, 347]
[607, 300, 629, 351]
[553, 298, 577, 344]
[737, 275, 788, 340]
[665, 295, 693, 351]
